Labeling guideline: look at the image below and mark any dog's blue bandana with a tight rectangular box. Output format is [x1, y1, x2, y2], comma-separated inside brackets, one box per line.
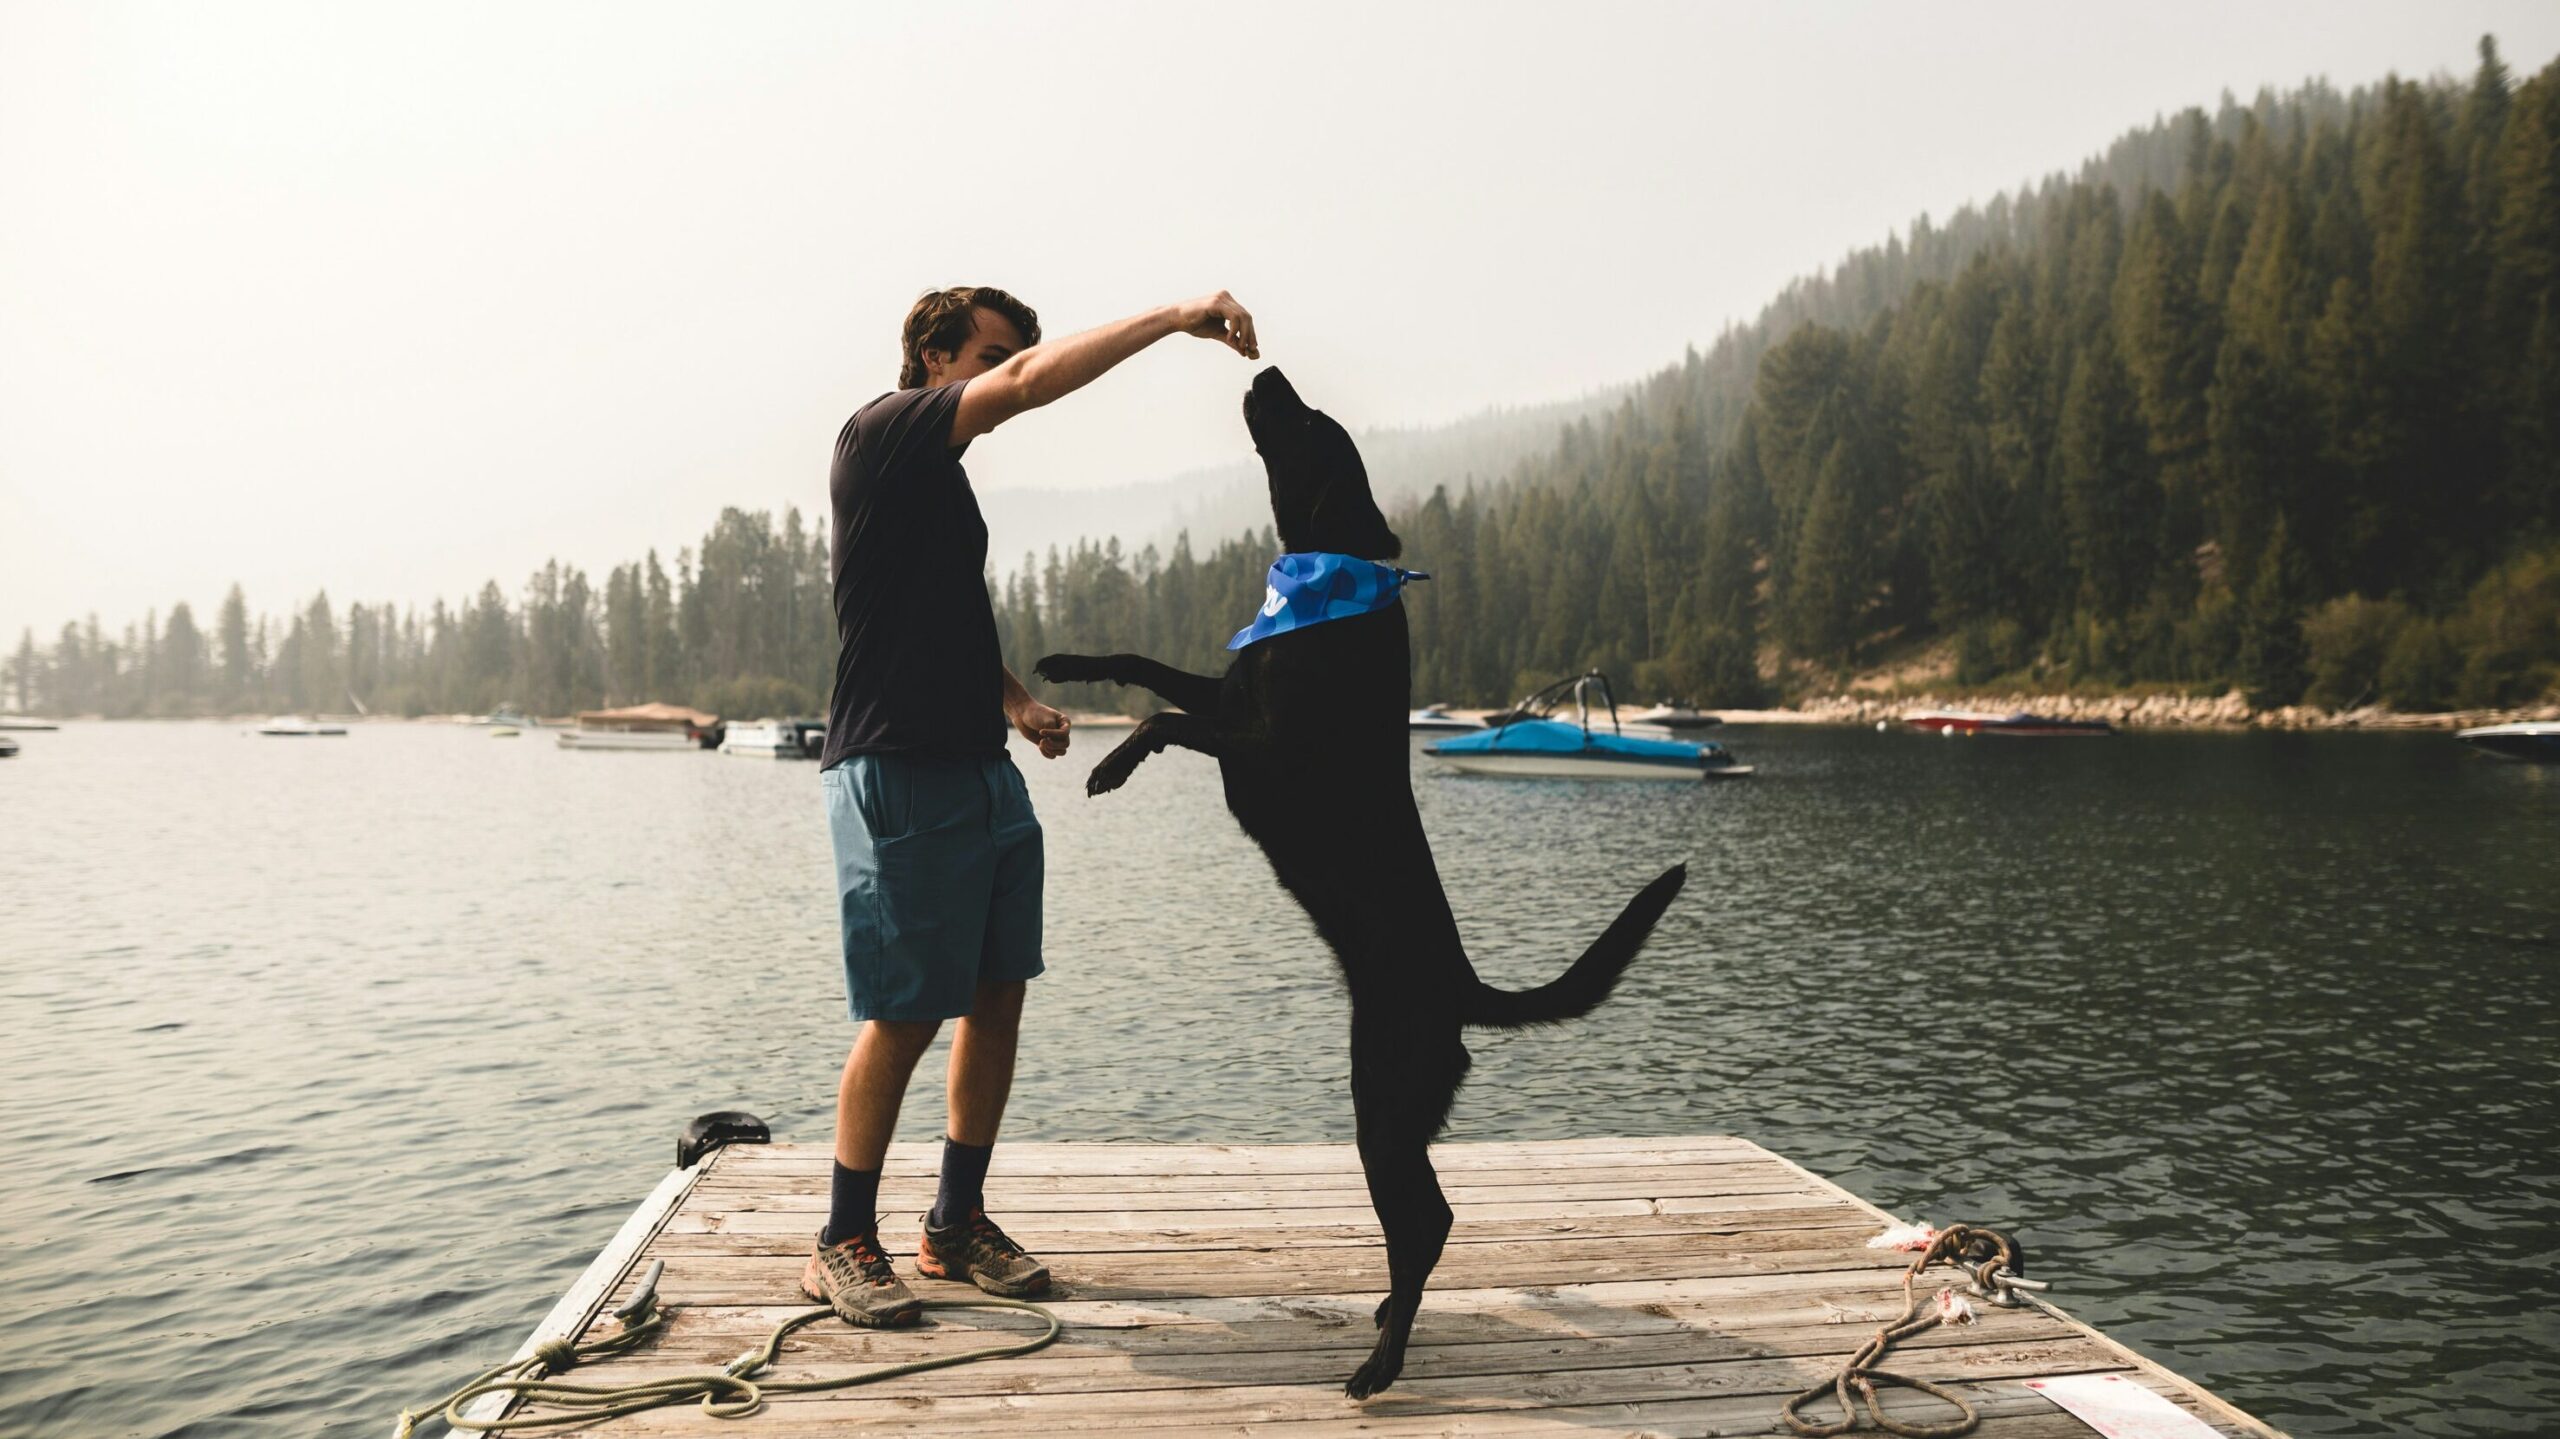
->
[1227, 552, 1429, 651]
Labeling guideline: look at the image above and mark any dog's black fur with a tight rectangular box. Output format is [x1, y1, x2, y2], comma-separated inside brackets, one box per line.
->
[1036, 367, 1688, 1398]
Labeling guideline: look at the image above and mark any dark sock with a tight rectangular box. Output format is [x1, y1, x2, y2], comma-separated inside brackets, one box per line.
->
[820, 1161, 880, 1248]
[929, 1136, 993, 1229]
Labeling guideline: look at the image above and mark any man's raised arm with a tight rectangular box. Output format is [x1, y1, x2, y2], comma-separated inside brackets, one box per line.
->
[951, 292, 1259, 445]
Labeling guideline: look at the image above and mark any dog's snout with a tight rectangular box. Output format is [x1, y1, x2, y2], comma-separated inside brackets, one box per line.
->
[1249, 366, 1301, 411]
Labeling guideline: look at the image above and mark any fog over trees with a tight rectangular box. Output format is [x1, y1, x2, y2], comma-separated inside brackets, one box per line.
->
[9, 40, 2556, 720]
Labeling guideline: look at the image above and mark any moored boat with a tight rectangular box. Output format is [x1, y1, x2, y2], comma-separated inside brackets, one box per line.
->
[1426, 673, 1752, 781]
[0, 734, 18, 758]
[1483, 677, 1677, 738]
[558, 728, 696, 751]
[1905, 709, 2115, 737]
[1428, 719, 1751, 779]
[720, 718, 826, 759]
[558, 703, 722, 752]
[252, 715, 348, 736]
[0, 715, 59, 731]
[1622, 700, 1722, 731]
[1407, 704, 1483, 733]
[2457, 721, 2560, 762]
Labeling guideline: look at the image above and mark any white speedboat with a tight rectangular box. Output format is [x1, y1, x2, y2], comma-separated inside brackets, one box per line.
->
[253, 715, 347, 736]
[1905, 709, 2114, 736]
[0, 715, 58, 731]
[2457, 721, 2560, 762]
[0, 734, 18, 758]
[1425, 673, 1752, 781]
[720, 719, 825, 759]
[1408, 704, 1483, 733]
[1622, 701, 1721, 731]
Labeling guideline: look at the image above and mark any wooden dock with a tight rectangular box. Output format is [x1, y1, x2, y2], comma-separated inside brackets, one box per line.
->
[470, 1135, 2287, 1436]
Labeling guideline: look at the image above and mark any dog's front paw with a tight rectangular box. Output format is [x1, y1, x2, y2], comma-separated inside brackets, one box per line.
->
[1034, 652, 1107, 685]
[1344, 1344, 1404, 1399]
[1085, 754, 1137, 797]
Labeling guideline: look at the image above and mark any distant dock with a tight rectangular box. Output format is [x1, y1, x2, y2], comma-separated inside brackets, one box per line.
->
[461, 1135, 2285, 1436]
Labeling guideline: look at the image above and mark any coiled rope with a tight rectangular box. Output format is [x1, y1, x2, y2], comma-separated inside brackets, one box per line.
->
[1779, 1222, 2040, 1438]
[393, 1263, 1061, 1435]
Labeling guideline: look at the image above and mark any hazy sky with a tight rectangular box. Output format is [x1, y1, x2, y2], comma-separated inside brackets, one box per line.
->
[5, 2, 2557, 642]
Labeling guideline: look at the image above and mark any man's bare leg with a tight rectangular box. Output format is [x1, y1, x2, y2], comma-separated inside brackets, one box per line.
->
[928, 979, 1025, 1231]
[947, 980, 1026, 1145]
[917, 979, 1047, 1293]
[827, 1018, 939, 1242]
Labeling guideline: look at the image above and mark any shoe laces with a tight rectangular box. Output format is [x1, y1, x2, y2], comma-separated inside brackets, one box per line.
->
[827, 1231, 898, 1285]
[966, 1211, 1027, 1259]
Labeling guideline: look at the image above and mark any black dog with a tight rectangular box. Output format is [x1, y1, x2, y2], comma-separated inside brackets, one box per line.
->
[1036, 366, 1687, 1398]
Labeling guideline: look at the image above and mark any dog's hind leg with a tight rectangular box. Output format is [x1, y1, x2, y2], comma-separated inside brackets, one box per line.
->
[1345, 1022, 1466, 1399]
[1086, 711, 1224, 797]
[1033, 653, 1224, 714]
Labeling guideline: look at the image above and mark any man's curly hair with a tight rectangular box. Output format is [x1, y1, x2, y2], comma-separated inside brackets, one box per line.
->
[900, 287, 1040, 389]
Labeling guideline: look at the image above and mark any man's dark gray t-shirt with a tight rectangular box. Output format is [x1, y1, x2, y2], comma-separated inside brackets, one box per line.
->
[820, 379, 1006, 770]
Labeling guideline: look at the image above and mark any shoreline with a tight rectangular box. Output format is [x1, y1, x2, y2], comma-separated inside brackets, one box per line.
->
[14, 694, 2555, 732]
[1728, 691, 2559, 731]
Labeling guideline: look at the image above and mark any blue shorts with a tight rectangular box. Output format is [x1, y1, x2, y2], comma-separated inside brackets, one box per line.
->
[822, 752, 1045, 1022]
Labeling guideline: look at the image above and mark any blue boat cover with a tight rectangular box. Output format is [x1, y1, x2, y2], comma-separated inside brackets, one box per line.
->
[1427, 718, 1716, 762]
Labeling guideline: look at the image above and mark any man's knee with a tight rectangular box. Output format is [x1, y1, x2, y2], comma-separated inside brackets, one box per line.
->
[857, 1017, 942, 1064]
[964, 980, 1026, 1031]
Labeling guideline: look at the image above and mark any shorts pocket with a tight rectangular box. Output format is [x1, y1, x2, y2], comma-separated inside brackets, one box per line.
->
[869, 757, 982, 847]
[849, 758, 916, 843]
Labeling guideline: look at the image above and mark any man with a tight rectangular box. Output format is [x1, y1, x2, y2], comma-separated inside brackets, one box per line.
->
[810, 285, 1260, 1326]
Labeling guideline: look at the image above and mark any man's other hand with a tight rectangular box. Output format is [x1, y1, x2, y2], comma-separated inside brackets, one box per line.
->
[1176, 291, 1258, 359]
[1009, 696, 1072, 759]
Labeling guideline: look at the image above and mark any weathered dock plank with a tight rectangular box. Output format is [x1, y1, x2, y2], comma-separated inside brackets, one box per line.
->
[485, 1138, 2287, 1437]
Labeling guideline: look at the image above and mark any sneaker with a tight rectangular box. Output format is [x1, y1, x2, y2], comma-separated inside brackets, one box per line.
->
[801, 1230, 923, 1327]
[917, 1209, 1052, 1297]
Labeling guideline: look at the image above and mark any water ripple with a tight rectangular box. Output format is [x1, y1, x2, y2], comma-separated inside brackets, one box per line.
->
[0, 721, 2552, 1436]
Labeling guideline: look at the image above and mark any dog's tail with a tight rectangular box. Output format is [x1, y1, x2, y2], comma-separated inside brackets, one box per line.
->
[1459, 863, 1688, 1028]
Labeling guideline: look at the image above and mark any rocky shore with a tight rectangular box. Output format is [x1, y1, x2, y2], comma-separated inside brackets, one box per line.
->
[1758, 690, 2558, 731]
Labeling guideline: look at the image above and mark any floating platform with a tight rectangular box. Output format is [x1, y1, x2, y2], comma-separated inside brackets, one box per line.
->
[466, 1135, 2286, 1436]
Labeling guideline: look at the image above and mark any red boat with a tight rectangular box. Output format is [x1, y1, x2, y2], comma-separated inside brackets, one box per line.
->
[1904, 709, 2115, 737]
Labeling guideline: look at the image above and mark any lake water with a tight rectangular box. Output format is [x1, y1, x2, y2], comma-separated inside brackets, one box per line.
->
[1, 719, 2553, 1436]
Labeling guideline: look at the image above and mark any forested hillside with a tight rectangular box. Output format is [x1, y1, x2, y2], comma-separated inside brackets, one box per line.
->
[1022, 41, 2560, 714]
[10, 41, 2556, 720]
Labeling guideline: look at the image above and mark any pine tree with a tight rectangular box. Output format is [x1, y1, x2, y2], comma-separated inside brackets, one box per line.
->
[8, 629, 38, 713]
[163, 602, 203, 706]
[2114, 192, 2214, 546]
[218, 585, 251, 705]
[2236, 519, 2311, 706]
